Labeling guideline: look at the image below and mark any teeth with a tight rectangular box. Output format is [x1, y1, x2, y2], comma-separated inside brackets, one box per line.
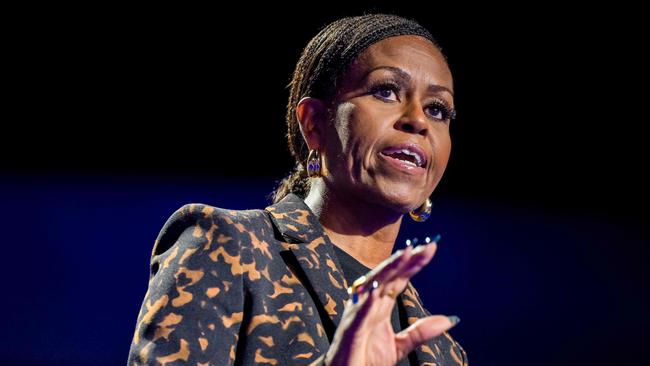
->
[400, 159, 417, 167]
[400, 149, 423, 166]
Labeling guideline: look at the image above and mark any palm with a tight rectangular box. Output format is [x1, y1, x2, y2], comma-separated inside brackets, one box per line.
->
[364, 316, 400, 365]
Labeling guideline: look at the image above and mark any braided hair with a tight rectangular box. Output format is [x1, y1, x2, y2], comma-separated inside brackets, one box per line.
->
[271, 14, 441, 204]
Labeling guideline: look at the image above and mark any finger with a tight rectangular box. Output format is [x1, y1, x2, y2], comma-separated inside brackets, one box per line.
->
[385, 242, 436, 283]
[374, 245, 413, 282]
[394, 315, 460, 360]
[351, 242, 437, 312]
[343, 279, 388, 329]
[343, 244, 439, 335]
[375, 242, 437, 299]
[362, 245, 435, 318]
[398, 242, 437, 279]
[357, 245, 413, 293]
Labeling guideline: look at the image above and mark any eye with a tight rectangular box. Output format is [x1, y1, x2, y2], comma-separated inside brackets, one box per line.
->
[426, 100, 455, 122]
[369, 83, 400, 102]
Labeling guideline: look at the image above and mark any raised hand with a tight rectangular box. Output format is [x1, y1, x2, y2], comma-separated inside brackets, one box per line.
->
[325, 242, 459, 366]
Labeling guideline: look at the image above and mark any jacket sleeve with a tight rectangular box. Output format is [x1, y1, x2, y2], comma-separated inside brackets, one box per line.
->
[128, 204, 245, 366]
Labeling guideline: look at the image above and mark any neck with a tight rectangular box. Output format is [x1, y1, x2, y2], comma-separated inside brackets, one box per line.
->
[304, 179, 404, 268]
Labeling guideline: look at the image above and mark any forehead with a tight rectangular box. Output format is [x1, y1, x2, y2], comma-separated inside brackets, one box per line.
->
[347, 35, 453, 92]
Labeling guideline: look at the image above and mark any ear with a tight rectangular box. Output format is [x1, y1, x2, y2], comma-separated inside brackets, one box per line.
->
[296, 97, 327, 151]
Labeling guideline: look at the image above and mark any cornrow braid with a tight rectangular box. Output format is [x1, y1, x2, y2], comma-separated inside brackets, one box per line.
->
[271, 14, 440, 204]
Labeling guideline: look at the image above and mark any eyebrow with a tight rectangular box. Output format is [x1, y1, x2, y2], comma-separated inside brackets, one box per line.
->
[364, 66, 454, 97]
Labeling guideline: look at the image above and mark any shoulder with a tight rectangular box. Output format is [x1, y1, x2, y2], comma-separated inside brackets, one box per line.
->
[151, 203, 272, 258]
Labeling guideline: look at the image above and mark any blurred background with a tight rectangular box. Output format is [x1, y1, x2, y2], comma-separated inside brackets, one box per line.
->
[1, 2, 648, 365]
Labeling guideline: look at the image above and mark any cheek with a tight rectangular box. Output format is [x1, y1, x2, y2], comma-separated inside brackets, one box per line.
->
[332, 102, 377, 159]
[332, 102, 355, 148]
[344, 108, 390, 170]
[437, 137, 452, 162]
[327, 104, 383, 184]
[323, 103, 358, 179]
[432, 134, 452, 176]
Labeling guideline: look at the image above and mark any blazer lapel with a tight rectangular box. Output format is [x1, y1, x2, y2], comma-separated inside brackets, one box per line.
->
[265, 194, 350, 338]
[401, 282, 466, 365]
[400, 282, 441, 363]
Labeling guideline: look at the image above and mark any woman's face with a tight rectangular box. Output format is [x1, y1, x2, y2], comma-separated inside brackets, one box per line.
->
[321, 35, 454, 213]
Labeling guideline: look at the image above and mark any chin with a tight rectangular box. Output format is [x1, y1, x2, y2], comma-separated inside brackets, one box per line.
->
[371, 184, 426, 214]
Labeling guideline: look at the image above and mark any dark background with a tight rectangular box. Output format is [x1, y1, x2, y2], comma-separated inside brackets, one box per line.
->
[1, 2, 648, 365]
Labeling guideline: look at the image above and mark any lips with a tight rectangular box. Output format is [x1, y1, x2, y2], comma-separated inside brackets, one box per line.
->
[379, 144, 427, 168]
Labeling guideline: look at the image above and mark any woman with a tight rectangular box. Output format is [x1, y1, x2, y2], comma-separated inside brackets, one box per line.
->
[128, 14, 467, 366]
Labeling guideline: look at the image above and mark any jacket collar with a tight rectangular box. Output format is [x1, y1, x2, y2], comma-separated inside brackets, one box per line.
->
[265, 194, 350, 338]
[265, 193, 328, 244]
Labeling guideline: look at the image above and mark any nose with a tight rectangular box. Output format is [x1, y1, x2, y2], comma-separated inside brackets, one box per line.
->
[394, 101, 429, 136]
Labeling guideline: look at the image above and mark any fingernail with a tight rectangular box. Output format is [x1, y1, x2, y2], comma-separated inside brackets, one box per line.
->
[351, 291, 359, 304]
[400, 246, 411, 256]
[432, 234, 441, 244]
[447, 315, 461, 327]
[371, 280, 379, 292]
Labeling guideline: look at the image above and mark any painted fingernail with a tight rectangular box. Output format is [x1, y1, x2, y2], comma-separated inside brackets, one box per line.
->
[447, 315, 461, 327]
[371, 280, 379, 292]
[432, 234, 441, 244]
[351, 291, 359, 304]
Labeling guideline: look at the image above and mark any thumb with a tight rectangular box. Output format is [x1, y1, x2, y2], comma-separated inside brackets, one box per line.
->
[394, 315, 460, 360]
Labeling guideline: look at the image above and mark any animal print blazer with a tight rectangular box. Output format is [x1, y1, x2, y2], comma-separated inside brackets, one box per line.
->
[128, 194, 468, 365]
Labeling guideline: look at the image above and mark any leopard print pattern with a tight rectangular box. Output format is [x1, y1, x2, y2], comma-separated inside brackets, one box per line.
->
[127, 194, 467, 365]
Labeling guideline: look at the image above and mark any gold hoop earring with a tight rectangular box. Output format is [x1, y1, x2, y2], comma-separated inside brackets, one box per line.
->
[409, 198, 432, 222]
[306, 149, 322, 177]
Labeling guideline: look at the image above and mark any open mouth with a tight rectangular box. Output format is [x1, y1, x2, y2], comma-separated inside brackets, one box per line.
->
[380, 146, 426, 168]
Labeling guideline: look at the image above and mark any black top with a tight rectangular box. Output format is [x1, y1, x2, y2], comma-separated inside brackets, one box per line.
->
[332, 244, 414, 366]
